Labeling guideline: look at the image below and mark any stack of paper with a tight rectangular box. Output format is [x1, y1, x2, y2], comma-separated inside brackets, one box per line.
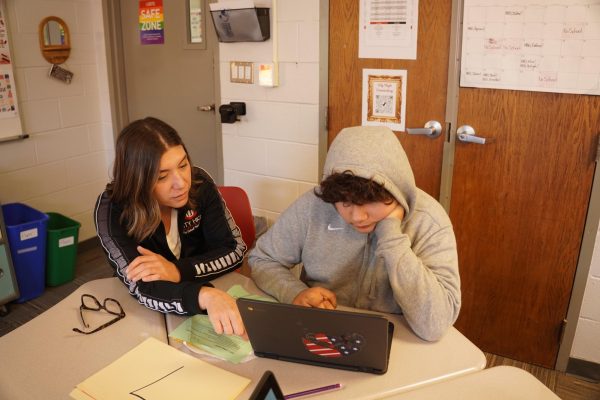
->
[169, 284, 276, 363]
[70, 337, 250, 400]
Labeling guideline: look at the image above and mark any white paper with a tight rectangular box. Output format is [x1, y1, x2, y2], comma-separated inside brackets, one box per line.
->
[362, 69, 407, 132]
[58, 236, 75, 248]
[20, 228, 38, 241]
[359, 0, 419, 60]
[460, 0, 600, 95]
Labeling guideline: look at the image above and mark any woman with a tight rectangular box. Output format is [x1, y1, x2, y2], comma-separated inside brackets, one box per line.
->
[95, 117, 246, 337]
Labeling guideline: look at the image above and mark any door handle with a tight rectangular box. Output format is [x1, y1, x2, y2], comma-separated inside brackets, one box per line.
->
[457, 125, 486, 144]
[406, 120, 442, 138]
[197, 104, 215, 112]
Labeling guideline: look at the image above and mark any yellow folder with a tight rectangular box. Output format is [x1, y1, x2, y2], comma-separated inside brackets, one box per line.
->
[70, 337, 250, 400]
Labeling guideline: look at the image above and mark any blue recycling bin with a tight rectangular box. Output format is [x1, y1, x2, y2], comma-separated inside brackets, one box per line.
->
[1, 203, 49, 303]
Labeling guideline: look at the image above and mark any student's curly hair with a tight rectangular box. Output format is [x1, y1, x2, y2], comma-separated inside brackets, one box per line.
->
[315, 171, 395, 205]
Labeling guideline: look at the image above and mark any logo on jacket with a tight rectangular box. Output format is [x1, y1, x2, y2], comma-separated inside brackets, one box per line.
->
[183, 210, 201, 234]
[185, 210, 198, 221]
[302, 332, 364, 358]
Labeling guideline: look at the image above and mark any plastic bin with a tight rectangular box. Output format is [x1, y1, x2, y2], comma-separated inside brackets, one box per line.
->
[1, 203, 49, 303]
[46, 213, 81, 286]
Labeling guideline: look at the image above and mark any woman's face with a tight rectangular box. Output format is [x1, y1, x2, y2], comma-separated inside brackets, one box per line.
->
[153, 145, 192, 210]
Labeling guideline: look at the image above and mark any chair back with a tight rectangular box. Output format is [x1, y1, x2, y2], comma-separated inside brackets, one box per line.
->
[218, 186, 256, 249]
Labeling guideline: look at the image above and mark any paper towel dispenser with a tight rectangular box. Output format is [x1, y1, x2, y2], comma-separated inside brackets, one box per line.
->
[210, 7, 270, 42]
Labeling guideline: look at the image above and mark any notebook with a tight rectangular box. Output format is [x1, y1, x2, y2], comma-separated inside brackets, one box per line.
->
[237, 298, 394, 374]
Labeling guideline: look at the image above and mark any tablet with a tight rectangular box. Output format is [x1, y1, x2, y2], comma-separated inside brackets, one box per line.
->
[248, 370, 285, 400]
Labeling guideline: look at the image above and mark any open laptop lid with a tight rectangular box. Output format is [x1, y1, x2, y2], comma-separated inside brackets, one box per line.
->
[238, 298, 394, 375]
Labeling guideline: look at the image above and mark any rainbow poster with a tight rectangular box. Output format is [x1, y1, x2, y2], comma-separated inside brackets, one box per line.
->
[139, 0, 164, 45]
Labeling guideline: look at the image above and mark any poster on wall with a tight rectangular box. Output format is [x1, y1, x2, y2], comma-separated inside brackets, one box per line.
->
[460, 0, 600, 95]
[0, 0, 23, 141]
[359, 0, 419, 60]
[139, 0, 165, 45]
[0, 72, 16, 117]
[362, 69, 407, 132]
[0, 2, 16, 119]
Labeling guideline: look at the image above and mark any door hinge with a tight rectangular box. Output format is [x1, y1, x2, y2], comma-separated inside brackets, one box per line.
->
[595, 134, 600, 163]
[559, 319, 567, 345]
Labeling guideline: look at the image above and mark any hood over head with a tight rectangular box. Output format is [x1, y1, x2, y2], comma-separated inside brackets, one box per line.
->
[322, 125, 417, 217]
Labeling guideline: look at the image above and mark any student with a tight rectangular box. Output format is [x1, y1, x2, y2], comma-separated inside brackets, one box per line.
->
[95, 117, 246, 337]
[249, 126, 461, 341]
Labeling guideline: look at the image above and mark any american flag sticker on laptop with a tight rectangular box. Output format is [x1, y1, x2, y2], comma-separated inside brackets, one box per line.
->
[302, 332, 365, 358]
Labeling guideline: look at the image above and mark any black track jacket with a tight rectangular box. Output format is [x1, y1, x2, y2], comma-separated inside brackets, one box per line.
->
[94, 167, 245, 315]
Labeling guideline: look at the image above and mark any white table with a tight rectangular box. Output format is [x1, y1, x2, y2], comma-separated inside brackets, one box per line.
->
[0, 278, 167, 400]
[167, 273, 487, 400]
[386, 366, 560, 399]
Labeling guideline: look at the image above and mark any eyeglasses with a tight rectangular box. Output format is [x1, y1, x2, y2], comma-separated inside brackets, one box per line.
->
[72, 294, 126, 335]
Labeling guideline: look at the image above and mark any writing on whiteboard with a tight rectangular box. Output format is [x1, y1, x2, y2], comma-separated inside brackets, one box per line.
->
[460, 1, 600, 95]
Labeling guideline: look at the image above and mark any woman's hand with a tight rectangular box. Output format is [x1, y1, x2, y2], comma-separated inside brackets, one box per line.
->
[126, 246, 181, 283]
[293, 287, 337, 310]
[199, 287, 247, 339]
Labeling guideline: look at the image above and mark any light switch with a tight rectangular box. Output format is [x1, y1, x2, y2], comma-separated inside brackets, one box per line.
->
[230, 61, 253, 84]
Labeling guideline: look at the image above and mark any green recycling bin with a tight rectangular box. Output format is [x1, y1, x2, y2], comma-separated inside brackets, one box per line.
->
[46, 212, 81, 286]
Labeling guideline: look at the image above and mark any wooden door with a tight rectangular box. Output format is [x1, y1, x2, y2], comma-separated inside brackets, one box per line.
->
[329, 0, 599, 368]
[119, 0, 222, 180]
[451, 90, 599, 367]
[329, 0, 451, 198]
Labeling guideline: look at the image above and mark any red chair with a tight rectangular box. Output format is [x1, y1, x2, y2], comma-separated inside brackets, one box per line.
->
[218, 186, 256, 249]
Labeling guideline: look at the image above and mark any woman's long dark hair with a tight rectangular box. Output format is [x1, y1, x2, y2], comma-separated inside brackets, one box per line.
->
[107, 117, 197, 241]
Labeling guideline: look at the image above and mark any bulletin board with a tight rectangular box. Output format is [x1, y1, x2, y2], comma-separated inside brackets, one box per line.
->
[460, 0, 600, 95]
[0, 0, 24, 141]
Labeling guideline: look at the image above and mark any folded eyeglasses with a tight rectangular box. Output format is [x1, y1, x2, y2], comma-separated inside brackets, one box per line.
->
[72, 294, 126, 335]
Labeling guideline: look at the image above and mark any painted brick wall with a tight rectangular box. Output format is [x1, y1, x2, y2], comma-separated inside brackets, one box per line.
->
[0, 0, 113, 241]
[218, 0, 326, 225]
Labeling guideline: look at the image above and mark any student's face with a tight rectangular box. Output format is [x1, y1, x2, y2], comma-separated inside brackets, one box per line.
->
[334, 201, 398, 233]
[153, 145, 192, 210]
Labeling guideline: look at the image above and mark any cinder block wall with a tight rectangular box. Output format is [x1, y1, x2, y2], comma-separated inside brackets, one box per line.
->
[218, 0, 326, 226]
[0, 0, 113, 241]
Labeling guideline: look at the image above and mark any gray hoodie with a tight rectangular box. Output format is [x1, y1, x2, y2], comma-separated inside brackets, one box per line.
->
[249, 126, 461, 341]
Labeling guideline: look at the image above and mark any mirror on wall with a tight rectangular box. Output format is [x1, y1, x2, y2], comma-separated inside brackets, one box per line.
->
[38, 16, 71, 64]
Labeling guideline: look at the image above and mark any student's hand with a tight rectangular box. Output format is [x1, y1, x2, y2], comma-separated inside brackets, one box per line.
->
[293, 287, 337, 310]
[199, 287, 247, 339]
[126, 246, 181, 283]
[385, 203, 405, 222]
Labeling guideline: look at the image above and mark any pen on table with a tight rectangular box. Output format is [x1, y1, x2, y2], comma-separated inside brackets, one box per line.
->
[284, 383, 343, 399]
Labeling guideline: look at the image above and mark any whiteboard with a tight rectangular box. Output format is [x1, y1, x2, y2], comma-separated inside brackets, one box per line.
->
[460, 1, 600, 95]
[0, 0, 24, 140]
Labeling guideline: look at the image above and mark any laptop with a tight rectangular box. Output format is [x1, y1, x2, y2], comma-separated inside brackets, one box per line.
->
[237, 298, 394, 374]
